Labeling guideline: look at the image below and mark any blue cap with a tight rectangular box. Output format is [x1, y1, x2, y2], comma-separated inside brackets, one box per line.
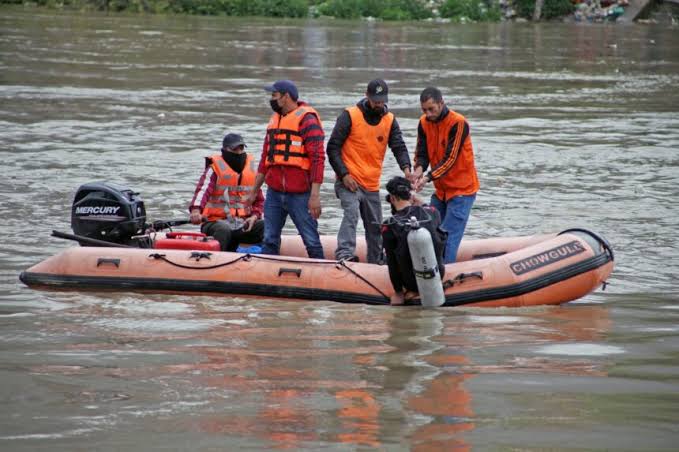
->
[264, 80, 299, 101]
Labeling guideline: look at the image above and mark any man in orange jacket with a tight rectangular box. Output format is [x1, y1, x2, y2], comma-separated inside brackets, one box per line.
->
[412, 87, 479, 263]
[327, 79, 412, 263]
[189, 133, 264, 251]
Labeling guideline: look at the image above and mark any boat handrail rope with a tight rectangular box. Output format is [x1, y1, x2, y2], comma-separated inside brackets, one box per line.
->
[558, 228, 614, 262]
[240, 255, 390, 301]
[148, 253, 249, 269]
[147, 252, 390, 301]
[337, 260, 390, 301]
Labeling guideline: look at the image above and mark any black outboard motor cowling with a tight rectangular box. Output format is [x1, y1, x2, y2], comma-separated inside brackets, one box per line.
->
[71, 182, 147, 246]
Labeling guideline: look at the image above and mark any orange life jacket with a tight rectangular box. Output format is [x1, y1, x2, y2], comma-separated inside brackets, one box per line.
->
[202, 154, 257, 221]
[340, 106, 394, 191]
[265, 105, 321, 171]
[419, 110, 479, 200]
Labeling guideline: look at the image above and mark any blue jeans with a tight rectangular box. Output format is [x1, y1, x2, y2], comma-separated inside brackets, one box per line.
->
[430, 193, 476, 264]
[262, 188, 324, 259]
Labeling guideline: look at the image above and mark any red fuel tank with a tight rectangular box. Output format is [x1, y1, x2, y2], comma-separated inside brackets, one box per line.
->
[154, 232, 221, 251]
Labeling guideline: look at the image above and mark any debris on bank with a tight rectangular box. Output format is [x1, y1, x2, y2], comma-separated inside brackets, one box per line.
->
[572, 0, 630, 21]
[495, 0, 630, 22]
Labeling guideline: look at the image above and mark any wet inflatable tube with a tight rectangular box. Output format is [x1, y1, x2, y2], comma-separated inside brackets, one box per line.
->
[19, 228, 614, 307]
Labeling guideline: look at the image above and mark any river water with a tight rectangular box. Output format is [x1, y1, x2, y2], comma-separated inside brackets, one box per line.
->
[1, 9, 678, 450]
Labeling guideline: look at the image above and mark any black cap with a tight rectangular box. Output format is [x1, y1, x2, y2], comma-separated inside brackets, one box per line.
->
[222, 133, 246, 149]
[386, 176, 412, 200]
[366, 79, 388, 103]
[263, 80, 299, 101]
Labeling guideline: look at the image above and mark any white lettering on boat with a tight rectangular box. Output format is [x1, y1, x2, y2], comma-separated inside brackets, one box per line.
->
[510, 241, 586, 275]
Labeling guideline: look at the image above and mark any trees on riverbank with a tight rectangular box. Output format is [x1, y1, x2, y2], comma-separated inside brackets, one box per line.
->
[0, 0, 575, 21]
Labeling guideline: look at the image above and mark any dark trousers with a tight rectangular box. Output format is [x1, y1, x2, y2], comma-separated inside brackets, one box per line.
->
[201, 219, 264, 252]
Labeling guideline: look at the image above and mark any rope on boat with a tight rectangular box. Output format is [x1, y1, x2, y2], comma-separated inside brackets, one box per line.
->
[337, 260, 390, 301]
[147, 252, 390, 302]
[148, 253, 248, 270]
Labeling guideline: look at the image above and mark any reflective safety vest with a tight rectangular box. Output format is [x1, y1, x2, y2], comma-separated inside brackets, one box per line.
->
[420, 110, 479, 201]
[265, 105, 321, 171]
[341, 106, 394, 191]
[202, 154, 257, 221]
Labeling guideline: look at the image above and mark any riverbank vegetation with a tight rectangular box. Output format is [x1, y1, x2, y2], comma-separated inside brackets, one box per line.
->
[0, 0, 576, 21]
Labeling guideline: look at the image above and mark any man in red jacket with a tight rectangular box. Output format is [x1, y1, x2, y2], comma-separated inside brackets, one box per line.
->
[244, 80, 325, 259]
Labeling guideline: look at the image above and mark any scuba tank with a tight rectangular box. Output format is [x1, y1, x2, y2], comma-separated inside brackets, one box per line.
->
[406, 216, 445, 307]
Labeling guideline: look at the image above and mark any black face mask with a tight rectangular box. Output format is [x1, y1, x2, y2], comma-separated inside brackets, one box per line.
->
[269, 99, 283, 115]
[222, 151, 247, 173]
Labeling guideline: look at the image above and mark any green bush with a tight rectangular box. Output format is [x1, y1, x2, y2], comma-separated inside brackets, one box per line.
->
[255, 0, 308, 17]
[318, 0, 431, 20]
[164, 0, 307, 16]
[515, 0, 574, 19]
[360, 0, 382, 17]
[440, 0, 501, 21]
[383, 0, 431, 20]
[317, 0, 362, 18]
[380, 7, 409, 20]
[7, 0, 310, 15]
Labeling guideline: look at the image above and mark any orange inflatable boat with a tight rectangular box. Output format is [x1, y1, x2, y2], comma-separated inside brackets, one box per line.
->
[19, 228, 614, 307]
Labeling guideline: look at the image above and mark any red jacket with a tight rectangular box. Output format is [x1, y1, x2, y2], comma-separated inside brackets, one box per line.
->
[256, 101, 325, 193]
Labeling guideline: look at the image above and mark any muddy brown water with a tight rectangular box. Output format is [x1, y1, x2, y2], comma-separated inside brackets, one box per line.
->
[1, 10, 678, 450]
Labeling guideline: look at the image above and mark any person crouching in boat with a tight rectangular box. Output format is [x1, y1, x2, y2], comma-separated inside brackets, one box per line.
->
[189, 133, 265, 252]
[382, 176, 446, 306]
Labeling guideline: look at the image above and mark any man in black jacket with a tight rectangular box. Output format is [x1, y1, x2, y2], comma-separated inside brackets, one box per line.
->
[327, 79, 412, 263]
[381, 176, 446, 305]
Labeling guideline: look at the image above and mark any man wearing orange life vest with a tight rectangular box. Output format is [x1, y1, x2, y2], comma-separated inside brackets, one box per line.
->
[413, 87, 479, 264]
[244, 80, 325, 259]
[327, 79, 412, 263]
[189, 133, 265, 251]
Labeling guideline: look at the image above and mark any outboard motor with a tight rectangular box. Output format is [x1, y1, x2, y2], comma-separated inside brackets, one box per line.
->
[71, 182, 147, 246]
[406, 216, 445, 307]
